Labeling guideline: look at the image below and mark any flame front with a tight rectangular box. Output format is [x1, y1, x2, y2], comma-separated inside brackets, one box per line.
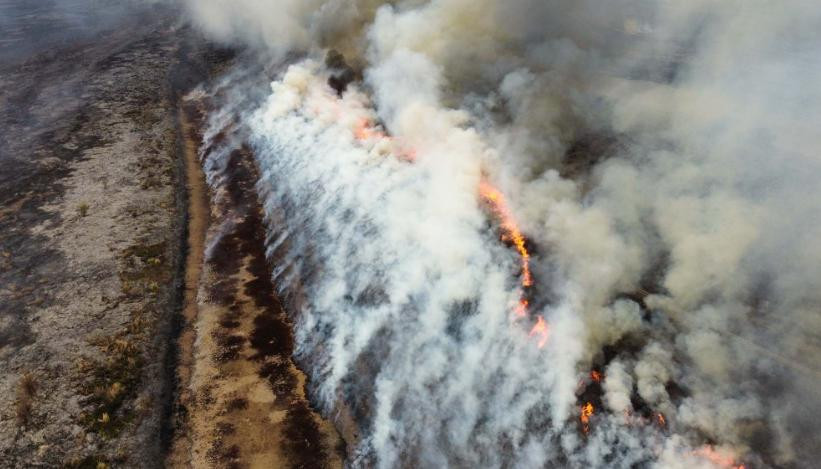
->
[478, 180, 533, 288]
[477, 178, 548, 349]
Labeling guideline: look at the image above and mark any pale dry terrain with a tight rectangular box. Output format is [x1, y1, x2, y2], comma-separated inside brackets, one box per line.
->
[0, 2, 202, 466]
[0, 2, 344, 467]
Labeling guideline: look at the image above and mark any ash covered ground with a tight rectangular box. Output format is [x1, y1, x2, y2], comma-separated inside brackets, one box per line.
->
[0, 1, 342, 467]
[0, 1, 221, 466]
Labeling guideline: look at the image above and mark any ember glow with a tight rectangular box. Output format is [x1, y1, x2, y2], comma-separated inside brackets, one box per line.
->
[513, 298, 528, 318]
[478, 179, 533, 288]
[353, 117, 381, 142]
[656, 412, 666, 427]
[580, 402, 594, 434]
[528, 315, 550, 349]
[694, 446, 746, 469]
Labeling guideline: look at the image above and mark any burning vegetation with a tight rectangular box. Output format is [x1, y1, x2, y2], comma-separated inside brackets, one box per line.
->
[183, 55, 776, 468]
[347, 85, 551, 355]
[288, 60, 752, 466]
[179, 0, 821, 467]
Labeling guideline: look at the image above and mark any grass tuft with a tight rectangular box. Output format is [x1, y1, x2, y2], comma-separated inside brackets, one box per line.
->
[80, 334, 144, 438]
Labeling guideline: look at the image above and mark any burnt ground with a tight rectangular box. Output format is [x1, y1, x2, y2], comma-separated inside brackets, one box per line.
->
[0, 2, 233, 467]
[0, 2, 343, 467]
[169, 96, 343, 469]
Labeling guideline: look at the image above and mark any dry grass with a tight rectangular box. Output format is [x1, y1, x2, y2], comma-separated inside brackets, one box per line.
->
[81, 333, 144, 438]
[63, 455, 109, 469]
[15, 372, 38, 426]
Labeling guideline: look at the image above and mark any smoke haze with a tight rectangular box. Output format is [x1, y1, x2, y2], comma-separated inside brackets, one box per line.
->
[186, 1, 821, 467]
[0, 0, 167, 65]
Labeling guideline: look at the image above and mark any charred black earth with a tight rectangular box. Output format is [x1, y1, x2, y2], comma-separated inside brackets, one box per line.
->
[0, 1, 232, 466]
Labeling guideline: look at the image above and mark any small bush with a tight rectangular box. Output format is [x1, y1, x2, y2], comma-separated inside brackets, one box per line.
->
[15, 372, 37, 426]
[78, 203, 89, 217]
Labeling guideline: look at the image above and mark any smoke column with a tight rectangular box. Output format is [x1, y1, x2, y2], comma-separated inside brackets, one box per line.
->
[187, 1, 821, 467]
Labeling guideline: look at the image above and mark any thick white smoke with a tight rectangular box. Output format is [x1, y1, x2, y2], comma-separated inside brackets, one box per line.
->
[187, 1, 821, 467]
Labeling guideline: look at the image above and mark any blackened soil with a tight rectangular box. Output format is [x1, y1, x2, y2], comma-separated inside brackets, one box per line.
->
[177, 88, 342, 467]
[204, 143, 334, 468]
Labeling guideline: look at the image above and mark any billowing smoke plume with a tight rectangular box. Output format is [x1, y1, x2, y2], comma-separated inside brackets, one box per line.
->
[186, 1, 821, 467]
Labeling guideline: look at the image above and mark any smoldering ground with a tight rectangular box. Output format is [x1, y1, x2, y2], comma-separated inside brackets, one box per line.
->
[184, 1, 821, 467]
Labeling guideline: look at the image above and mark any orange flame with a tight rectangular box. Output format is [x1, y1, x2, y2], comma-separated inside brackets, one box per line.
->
[656, 412, 666, 427]
[514, 299, 529, 318]
[478, 180, 533, 288]
[352, 117, 416, 162]
[480, 179, 536, 330]
[590, 370, 602, 382]
[354, 117, 380, 141]
[693, 446, 745, 469]
[529, 316, 550, 348]
[580, 402, 594, 434]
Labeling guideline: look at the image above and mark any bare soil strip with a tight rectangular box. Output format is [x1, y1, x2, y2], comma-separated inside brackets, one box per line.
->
[166, 97, 211, 467]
